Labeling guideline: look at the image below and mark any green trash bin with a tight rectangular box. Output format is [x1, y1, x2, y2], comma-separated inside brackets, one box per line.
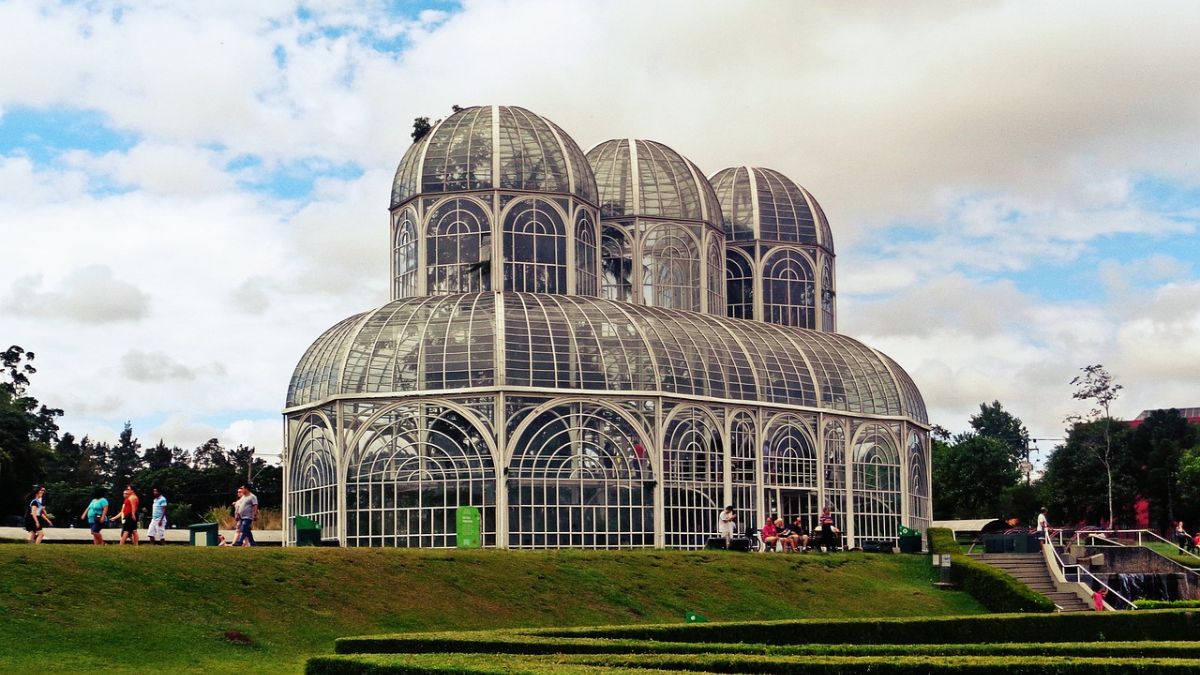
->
[188, 522, 219, 547]
[295, 516, 321, 546]
[898, 525, 922, 553]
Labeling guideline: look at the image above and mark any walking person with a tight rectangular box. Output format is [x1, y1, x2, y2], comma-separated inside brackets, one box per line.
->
[80, 488, 110, 545]
[25, 485, 52, 544]
[147, 487, 168, 545]
[1035, 507, 1050, 542]
[718, 505, 736, 549]
[232, 484, 258, 547]
[116, 485, 140, 545]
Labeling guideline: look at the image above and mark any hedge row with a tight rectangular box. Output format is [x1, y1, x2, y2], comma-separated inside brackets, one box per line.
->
[927, 527, 1056, 613]
[310, 653, 1200, 674]
[527, 609, 1200, 644]
[1136, 600, 1200, 610]
[335, 632, 1200, 659]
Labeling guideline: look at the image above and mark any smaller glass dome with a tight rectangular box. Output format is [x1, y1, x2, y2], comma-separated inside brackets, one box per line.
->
[391, 105, 597, 208]
[710, 167, 833, 251]
[587, 139, 722, 228]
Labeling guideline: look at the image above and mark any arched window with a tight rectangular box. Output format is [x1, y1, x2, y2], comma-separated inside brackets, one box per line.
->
[346, 404, 495, 548]
[821, 256, 835, 331]
[392, 208, 418, 299]
[823, 421, 847, 527]
[507, 402, 654, 548]
[503, 199, 567, 294]
[763, 414, 817, 527]
[852, 424, 900, 544]
[288, 411, 338, 543]
[705, 239, 725, 315]
[762, 249, 815, 328]
[908, 431, 930, 533]
[663, 407, 723, 549]
[725, 247, 754, 320]
[642, 223, 699, 311]
[575, 209, 598, 296]
[426, 198, 491, 294]
[600, 225, 632, 303]
[730, 412, 757, 533]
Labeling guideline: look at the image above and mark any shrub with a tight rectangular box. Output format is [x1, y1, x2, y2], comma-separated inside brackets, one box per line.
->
[927, 527, 1055, 613]
[1136, 600, 1200, 610]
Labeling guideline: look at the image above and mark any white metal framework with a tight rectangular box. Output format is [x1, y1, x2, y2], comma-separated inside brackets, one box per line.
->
[284, 105, 930, 549]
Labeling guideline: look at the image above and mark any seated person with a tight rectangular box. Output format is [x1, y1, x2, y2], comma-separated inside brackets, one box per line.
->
[815, 506, 840, 551]
[761, 516, 780, 552]
[774, 519, 797, 552]
[790, 516, 810, 550]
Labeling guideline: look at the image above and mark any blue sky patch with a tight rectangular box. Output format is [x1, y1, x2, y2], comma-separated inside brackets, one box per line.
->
[0, 106, 138, 165]
[231, 155, 364, 200]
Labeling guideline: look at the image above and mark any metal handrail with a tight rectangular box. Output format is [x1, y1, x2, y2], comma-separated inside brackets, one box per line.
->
[1072, 528, 1200, 565]
[1045, 541, 1135, 610]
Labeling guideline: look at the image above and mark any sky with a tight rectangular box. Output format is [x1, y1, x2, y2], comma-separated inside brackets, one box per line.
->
[2, 0, 1198, 465]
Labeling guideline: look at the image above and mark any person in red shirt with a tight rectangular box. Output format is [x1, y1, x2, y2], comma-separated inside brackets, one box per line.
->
[761, 515, 780, 552]
[117, 485, 140, 545]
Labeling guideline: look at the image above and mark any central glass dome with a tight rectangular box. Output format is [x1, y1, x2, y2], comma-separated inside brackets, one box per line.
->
[391, 105, 597, 208]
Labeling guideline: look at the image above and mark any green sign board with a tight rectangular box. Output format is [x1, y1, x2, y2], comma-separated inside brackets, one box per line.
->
[456, 506, 481, 549]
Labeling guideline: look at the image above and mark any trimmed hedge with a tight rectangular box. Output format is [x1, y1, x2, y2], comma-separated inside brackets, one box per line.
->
[526, 610, 1200, 644]
[1136, 600, 1200, 610]
[928, 527, 1056, 613]
[335, 632, 1200, 659]
[311, 652, 1200, 674]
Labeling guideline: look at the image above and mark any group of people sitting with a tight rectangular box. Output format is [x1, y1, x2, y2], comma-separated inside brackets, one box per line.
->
[1173, 520, 1200, 552]
[718, 505, 842, 552]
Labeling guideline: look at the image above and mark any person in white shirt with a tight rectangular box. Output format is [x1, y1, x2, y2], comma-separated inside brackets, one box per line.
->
[232, 485, 259, 547]
[1036, 507, 1050, 540]
[718, 505, 736, 549]
[147, 487, 168, 545]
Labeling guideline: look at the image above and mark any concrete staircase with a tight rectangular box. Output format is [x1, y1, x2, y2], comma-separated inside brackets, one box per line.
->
[969, 552, 1091, 612]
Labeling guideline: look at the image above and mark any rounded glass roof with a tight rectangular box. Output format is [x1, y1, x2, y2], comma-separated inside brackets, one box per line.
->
[287, 292, 925, 423]
[710, 166, 834, 251]
[391, 105, 597, 208]
[586, 139, 723, 228]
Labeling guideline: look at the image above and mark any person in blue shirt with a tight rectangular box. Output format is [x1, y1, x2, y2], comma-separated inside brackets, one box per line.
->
[80, 488, 110, 545]
[147, 487, 168, 545]
[25, 485, 52, 544]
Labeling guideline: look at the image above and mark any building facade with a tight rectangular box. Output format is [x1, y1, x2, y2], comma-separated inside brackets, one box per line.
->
[283, 105, 931, 549]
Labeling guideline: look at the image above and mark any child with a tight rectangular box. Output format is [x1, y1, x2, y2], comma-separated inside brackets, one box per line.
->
[1093, 586, 1108, 612]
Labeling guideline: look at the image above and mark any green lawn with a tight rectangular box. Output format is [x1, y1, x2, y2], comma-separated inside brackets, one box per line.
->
[0, 545, 983, 673]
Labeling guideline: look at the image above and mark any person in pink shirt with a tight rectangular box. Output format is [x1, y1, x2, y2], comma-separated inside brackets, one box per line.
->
[761, 516, 780, 552]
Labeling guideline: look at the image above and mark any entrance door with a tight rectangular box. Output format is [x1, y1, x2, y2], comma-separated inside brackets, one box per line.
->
[765, 488, 818, 530]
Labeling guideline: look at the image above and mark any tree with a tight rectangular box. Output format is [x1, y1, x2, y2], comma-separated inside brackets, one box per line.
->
[1176, 445, 1200, 518]
[1041, 419, 1137, 526]
[108, 421, 143, 486]
[932, 433, 1020, 519]
[969, 401, 1030, 461]
[1068, 364, 1123, 527]
[411, 116, 432, 142]
[0, 345, 62, 515]
[1135, 410, 1200, 528]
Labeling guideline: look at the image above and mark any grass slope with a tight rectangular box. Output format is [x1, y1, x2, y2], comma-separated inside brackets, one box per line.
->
[0, 545, 983, 673]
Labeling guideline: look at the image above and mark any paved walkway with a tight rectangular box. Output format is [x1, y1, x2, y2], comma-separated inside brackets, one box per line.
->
[0, 526, 283, 545]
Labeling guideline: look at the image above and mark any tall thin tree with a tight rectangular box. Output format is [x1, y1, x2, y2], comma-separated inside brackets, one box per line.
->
[1068, 364, 1123, 528]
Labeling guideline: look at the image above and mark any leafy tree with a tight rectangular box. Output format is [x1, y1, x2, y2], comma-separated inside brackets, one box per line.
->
[411, 116, 432, 142]
[108, 421, 143, 486]
[969, 400, 1030, 461]
[0, 346, 62, 515]
[192, 438, 230, 470]
[1177, 446, 1200, 518]
[1041, 419, 1136, 526]
[143, 440, 174, 471]
[1068, 364, 1123, 527]
[1131, 409, 1199, 529]
[932, 433, 1020, 519]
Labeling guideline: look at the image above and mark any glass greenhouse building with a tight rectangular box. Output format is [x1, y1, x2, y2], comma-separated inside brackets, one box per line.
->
[283, 105, 932, 549]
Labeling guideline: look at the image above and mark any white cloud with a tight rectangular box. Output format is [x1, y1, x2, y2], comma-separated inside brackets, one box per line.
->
[5, 265, 151, 323]
[2, 0, 1200, 451]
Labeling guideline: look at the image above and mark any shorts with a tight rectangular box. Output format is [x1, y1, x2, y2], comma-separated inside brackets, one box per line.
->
[90, 520, 104, 534]
[121, 516, 138, 534]
[147, 518, 167, 539]
[25, 515, 41, 532]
